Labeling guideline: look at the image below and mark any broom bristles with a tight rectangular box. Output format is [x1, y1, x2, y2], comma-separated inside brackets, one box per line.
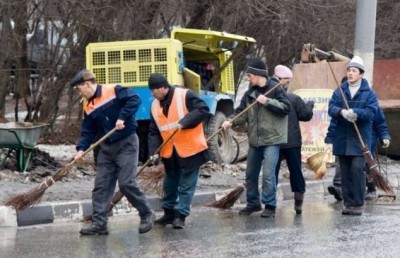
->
[3, 165, 71, 210]
[307, 152, 325, 172]
[4, 184, 47, 210]
[314, 162, 327, 180]
[207, 185, 245, 209]
[370, 166, 395, 195]
[137, 164, 165, 196]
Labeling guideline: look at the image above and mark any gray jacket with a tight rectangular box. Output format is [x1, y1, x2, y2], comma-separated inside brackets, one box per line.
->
[232, 79, 291, 147]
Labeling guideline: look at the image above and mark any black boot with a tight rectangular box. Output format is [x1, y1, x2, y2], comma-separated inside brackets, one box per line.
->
[294, 192, 304, 215]
[260, 205, 276, 218]
[172, 213, 186, 229]
[80, 224, 108, 236]
[154, 209, 175, 225]
[139, 211, 155, 234]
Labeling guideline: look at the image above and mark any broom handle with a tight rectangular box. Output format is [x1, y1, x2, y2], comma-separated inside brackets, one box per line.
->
[327, 62, 367, 148]
[136, 128, 179, 177]
[65, 127, 119, 167]
[206, 82, 282, 141]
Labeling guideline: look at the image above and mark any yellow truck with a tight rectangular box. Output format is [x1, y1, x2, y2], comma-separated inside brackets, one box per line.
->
[85, 28, 255, 163]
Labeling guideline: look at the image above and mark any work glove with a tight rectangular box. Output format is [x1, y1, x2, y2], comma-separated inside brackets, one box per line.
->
[341, 109, 357, 122]
[149, 154, 160, 165]
[382, 139, 390, 148]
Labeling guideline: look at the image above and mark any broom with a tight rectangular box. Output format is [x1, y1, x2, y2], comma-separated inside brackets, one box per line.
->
[207, 184, 245, 209]
[4, 127, 118, 210]
[327, 62, 395, 196]
[208, 82, 283, 209]
[136, 164, 165, 196]
[306, 148, 330, 179]
[82, 129, 179, 222]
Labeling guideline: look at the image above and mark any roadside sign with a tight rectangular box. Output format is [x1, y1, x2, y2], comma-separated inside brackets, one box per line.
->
[294, 89, 334, 163]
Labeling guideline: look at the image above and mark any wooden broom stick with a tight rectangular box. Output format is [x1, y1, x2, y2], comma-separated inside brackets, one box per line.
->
[4, 127, 118, 210]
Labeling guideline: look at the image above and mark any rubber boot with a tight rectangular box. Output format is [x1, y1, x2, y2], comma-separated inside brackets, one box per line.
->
[294, 192, 304, 215]
[154, 209, 174, 225]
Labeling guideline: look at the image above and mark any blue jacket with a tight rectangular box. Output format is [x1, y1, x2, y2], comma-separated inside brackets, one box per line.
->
[76, 85, 141, 151]
[328, 79, 378, 156]
[371, 106, 391, 151]
[325, 106, 390, 151]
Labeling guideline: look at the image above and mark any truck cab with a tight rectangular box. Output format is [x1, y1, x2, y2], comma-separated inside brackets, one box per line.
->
[85, 28, 255, 163]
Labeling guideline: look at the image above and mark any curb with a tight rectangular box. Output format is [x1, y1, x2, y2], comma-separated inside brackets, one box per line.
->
[0, 178, 365, 227]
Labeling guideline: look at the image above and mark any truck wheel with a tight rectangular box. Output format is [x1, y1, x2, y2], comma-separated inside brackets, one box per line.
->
[205, 112, 235, 164]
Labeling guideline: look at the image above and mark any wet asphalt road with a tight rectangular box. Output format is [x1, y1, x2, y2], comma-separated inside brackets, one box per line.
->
[2, 196, 400, 258]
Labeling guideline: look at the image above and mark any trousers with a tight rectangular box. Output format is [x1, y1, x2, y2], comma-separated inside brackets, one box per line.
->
[92, 134, 152, 227]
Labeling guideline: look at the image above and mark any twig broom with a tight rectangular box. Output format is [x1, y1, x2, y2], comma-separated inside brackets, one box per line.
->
[306, 148, 331, 179]
[208, 82, 282, 209]
[327, 62, 395, 196]
[4, 127, 118, 210]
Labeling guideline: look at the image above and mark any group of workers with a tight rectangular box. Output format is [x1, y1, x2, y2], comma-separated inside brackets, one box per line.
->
[69, 54, 390, 236]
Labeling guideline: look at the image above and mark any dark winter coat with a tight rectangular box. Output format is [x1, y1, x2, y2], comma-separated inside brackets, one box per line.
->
[281, 93, 314, 149]
[325, 92, 390, 154]
[148, 87, 210, 173]
[76, 85, 141, 152]
[232, 78, 291, 147]
[328, 78, 378, 156]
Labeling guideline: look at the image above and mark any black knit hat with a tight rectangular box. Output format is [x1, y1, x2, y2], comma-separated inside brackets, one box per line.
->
[246, 59, 268, 77]
[148, 73, 170, 89]
[70, 69, 96, 87]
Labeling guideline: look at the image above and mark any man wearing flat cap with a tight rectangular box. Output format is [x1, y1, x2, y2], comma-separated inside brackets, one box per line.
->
[222, 59, 291, 218]
[71, 69, 155, 235]
[147, 73, 210, 229]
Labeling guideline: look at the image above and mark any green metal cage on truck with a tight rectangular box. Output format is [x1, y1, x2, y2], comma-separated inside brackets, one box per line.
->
[85, 28, 255, 164]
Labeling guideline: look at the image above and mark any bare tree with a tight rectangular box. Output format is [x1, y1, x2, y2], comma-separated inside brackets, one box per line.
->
[0, 2, 14, 122]
[2, 0, 399, 128]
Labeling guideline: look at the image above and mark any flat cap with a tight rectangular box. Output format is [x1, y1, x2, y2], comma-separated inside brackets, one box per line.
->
[70, 69, 96, 87]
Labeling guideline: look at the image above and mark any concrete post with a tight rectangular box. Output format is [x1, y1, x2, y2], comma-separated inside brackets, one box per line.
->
[353, 0, 377, 84]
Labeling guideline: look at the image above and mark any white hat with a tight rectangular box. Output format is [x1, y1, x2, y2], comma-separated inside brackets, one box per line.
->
[347, 56, 365, 72]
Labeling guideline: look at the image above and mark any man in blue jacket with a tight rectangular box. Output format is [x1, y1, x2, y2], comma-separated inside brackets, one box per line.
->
[326, 80, 391, 202]
[71, 69, 155, 235]
[328, 56, 379, 216]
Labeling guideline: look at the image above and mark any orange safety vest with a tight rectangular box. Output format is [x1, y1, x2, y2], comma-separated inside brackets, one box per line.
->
[84, 84, 116, 115]
[151, 88, 208, 158]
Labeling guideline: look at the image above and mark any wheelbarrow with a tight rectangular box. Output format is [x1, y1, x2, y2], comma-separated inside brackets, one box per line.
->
[0, 122, 48, 172]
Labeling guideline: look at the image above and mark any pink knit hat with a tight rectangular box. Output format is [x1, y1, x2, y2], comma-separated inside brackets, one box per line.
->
[274, 65, 293, 79]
